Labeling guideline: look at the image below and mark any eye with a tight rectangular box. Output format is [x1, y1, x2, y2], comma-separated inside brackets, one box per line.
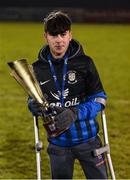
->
[61, 32, 67, 37]
[52, 34, 57, 37]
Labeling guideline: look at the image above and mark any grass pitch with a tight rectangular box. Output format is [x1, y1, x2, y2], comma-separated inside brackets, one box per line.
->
[0, 22, 130, 179]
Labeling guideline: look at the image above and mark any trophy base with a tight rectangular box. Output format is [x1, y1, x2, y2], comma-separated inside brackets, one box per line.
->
[43, 118, 68, 137]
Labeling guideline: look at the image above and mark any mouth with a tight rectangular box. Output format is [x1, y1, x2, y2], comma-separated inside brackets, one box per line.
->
[55, 45, 64, 50]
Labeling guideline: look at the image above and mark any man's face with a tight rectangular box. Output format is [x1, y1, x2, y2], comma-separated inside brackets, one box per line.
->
[44, 30, 72, 58]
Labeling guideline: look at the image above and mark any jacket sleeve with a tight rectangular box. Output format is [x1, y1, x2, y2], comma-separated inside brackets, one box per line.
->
[76, 91, 107, 120]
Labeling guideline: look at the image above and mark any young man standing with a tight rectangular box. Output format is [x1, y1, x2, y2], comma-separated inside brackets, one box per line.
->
[28, 11, 108, 179]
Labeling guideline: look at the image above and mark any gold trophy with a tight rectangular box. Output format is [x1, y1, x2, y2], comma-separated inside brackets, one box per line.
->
[8, 59, 67, 137]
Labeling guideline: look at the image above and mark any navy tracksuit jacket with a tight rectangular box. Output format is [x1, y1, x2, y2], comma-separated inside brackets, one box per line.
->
[32, 39, 107, 147]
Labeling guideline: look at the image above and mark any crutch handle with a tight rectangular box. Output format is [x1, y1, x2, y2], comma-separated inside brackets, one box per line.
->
[35, 141, 43, 152]
[93, 144, 110, 156]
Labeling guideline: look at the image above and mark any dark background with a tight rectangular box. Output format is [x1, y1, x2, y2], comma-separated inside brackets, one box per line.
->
[0, 0, 130, 22]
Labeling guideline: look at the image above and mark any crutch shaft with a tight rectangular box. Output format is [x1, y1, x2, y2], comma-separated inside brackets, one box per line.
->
[101, 110, 116, 180]
[33, 116, 42, 180]
[101, 110, 109, 144]
[107, 153, 116, 180]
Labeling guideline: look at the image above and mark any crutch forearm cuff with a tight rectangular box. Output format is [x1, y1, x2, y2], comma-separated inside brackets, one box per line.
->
[94, 97, 107, 107]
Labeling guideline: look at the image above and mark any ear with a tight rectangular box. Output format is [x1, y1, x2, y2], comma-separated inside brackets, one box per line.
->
[69, 31, 72, 41]
[44, 32, 47, 40]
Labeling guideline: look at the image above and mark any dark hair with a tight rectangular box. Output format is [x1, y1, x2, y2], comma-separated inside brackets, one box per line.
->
[44, 11, 72, 36]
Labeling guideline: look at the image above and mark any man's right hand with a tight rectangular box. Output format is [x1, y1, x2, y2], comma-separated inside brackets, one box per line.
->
[28, 98, 43, 116]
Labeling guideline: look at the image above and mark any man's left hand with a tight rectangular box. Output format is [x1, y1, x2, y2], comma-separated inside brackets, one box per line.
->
[53, 106, 78, 130]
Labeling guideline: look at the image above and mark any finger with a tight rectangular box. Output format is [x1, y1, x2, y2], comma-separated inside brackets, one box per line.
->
[53, 106, 65, 114]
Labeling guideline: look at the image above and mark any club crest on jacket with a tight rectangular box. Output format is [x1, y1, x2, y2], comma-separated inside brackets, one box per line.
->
[67, 70, 77, 84]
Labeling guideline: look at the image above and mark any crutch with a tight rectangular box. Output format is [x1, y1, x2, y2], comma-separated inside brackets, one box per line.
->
[94, 110, 116, 180]
[33, 115, 43, 180]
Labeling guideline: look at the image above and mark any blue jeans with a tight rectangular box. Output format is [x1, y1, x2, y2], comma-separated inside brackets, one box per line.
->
[47, 136, 108, 179]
